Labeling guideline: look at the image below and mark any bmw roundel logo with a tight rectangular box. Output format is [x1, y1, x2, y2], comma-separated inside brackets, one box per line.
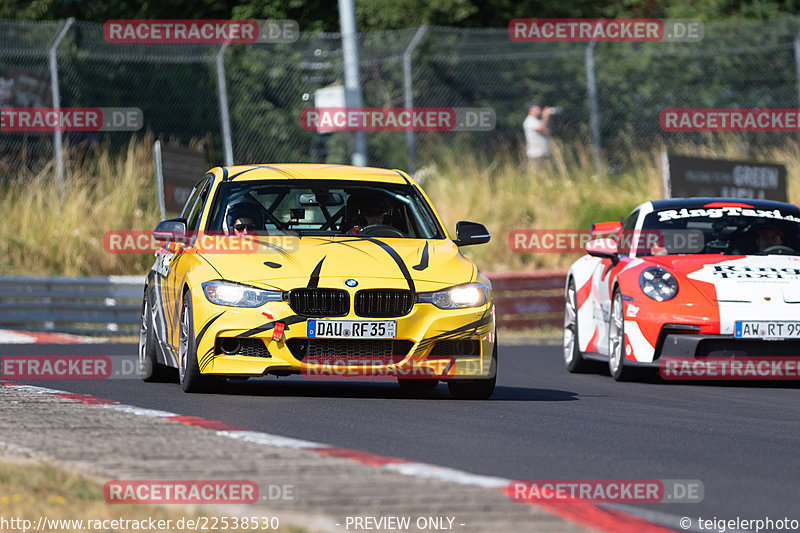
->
[345, 279, 358, 287]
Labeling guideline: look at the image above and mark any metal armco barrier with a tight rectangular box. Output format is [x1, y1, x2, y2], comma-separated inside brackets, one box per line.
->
[486, 271, 566, 330]
[0, 276, 144, 336]
[0, 272, 566, 336]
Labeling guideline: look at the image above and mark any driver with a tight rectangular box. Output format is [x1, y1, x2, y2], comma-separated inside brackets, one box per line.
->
[225, 200, 265, 237]
[755, 225, 784, 252]
[344, 194, 392, 234]
[362, 204, 390, 226]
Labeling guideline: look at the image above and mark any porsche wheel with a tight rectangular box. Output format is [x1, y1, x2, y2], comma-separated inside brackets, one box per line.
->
[563, 279, 590, 373]
[179, 291, 219, 393]
[608, 288, 635, 381]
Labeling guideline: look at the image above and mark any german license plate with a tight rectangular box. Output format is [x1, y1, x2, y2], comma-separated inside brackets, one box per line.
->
[735, 321, 800, 339]
[307, 319, 396, 339]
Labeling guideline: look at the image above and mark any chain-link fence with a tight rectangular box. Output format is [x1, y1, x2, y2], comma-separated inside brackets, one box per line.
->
[4, 17, 800, 177]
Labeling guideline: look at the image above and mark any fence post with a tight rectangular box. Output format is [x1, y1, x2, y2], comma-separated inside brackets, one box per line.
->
[794, 30, 800, 108]
[49, 17, 75, 197]
[338, 0, 367, 166]
[403, 25, 427, 175]
[585, 40, 603, 176]
[216, 41, 234, 166]
[153, 140, 166, 220]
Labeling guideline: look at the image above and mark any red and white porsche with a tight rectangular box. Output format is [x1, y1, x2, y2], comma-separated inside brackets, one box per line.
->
[564, 198, 800, 380]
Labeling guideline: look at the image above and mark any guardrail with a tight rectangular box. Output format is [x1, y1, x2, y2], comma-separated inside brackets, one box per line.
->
[0, 272, 566, 336]
[0, 276, 144, 336]
[487, 271, 565, 330]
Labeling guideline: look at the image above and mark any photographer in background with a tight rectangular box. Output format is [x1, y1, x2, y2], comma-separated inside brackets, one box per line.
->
[523, 102, 558, 165]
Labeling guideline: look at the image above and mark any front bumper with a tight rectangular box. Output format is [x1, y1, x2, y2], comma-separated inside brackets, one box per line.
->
[659, 332, 800, 360]
[191, 298, 495, 380]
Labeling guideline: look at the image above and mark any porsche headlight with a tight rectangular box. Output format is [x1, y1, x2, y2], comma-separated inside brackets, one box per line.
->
[639, 267, 678, 301]
[417, 282, 489, 309]
[201, 280, 283, 307]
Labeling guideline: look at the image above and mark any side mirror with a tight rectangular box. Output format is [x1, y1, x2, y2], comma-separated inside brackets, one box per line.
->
[153, 218, 187, 242]
[585, 237, 619, 264]
[454, 221, 490, 247]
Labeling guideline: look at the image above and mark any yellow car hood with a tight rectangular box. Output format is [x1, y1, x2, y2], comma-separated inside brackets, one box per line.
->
[202, 236, 477, 292]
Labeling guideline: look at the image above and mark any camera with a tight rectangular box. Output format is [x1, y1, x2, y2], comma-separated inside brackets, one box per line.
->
[548, 106, 563, 115]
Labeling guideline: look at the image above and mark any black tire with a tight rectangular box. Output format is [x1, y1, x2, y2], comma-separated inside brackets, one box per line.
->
[139, 289, 172, 382]
[608, 287, 636, 381]
[564, 279, 592, 373]
[397, 378, 439, 390]
[178, 291, 219, 393]
[447, 341, 497, 400]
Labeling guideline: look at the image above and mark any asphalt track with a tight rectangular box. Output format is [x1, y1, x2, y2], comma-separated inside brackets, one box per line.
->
[2, 342, 799, 531]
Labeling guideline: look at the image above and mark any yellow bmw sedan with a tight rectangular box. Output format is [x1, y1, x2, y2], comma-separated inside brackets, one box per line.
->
[139, 164, 496, 399]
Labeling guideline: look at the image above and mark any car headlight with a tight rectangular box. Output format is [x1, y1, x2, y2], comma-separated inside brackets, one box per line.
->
[417, 282, 489, 309]
[201, 280, 283, 307]
[639, 267, 678, 301]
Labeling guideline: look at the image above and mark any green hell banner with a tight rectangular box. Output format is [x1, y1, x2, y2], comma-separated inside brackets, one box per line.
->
[662, 153, 787, 202]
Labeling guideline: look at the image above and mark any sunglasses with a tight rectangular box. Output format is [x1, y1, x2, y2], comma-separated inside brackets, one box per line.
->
[233, 223, 257, 232]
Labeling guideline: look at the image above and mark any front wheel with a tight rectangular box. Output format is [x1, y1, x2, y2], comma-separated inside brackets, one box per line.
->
[179, 291, 219, 393]
[447, 341, 497, 400]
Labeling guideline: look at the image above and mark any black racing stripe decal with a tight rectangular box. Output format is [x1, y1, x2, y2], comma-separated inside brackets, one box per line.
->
[307, 257, 325, 288]
[255, 241, 294, 259]
[194, 311, 225, 349]
[413, 312, 494, 354]
[199, 347, 215, 372]
[412, 242, 429, 271]
[394, 170, 412, 185]
[222, 167, 229, 181]
[148, 276, 168, 365]
[360, 237, 416, 293]
[163, 260, 176, 335]
[228, 166, 271, 180]
[236, 315, 307, 338]
[251, 239, 305, 269]
[168, 247, 187, 335]
[317, 239, 375, 257]
[229, 165, 295, 180]
[264, 262, 282, 269]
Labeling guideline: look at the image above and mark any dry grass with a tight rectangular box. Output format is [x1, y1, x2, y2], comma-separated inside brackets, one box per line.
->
[0, 135, 162, 276]
[418, 140, 658, 272]
[0, 460, 304, 533]
[2, 135, 800, 276]
[420, 135, 800, 272]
